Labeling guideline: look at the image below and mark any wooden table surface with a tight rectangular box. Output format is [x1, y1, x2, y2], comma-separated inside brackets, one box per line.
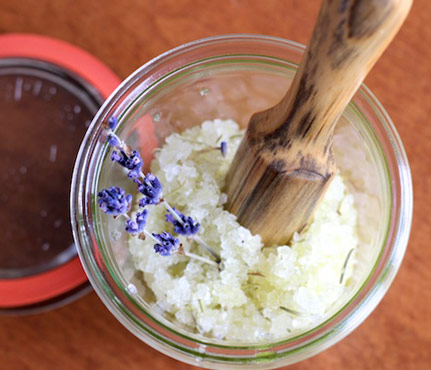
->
[0, 1, 430, 369]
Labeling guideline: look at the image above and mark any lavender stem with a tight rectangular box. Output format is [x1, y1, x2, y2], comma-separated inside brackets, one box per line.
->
[119, 213, 131, 220]
[192, 235, 221, 263]
[184, 251, 218, 267]
[143, 230, 160, 243]
[163, 200, 183, 223]
[110, 131, 123, 146]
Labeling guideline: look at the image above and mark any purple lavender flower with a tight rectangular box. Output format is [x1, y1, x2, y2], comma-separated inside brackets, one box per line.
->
[136, 173, 162, 206]
[107, 133, 121, 147]
[97, 186, 132, 216]
[108, 116, 118, 130]
[220, 141, 227, 157]
[152, 231, 179, 256]
[165, 208, 200, 236]
[111, 149, 143, 179]
[125, 209, 148, 234]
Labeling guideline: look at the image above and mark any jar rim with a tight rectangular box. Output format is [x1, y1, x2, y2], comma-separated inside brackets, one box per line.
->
[71, 34, 413, 368]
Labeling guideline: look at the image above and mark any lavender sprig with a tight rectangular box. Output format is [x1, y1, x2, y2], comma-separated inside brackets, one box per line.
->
[148, 231, 217, 265]
[105, 117, 122, 147]
[135, 173, 163, 206]
[136, 226, 218, 266]
[107, 133, 121, 147]
[132, 170, 219, 262]
[125, 210, 148, 234]
[104, 116, 143, 178]
[111, 149, 144, 179]
[98, 189, 220, 266]
[193, 141, 228, 158]
[100, 116, 222, 266]
[220, 141, 227, 157]
[108, 116, 119, 130]
[97, 186, 132, 216]
[152, 231, 180, 256]
[163, 202, 220, 263]
[165, 207, 200, 236]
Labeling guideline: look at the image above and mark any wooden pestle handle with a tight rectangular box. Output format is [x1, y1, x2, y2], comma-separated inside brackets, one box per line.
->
[249, 0, 412, 150]
[225, 0, 412, 246]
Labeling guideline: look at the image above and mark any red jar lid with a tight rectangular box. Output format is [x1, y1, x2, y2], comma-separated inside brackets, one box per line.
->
[0, 34, 120, 312]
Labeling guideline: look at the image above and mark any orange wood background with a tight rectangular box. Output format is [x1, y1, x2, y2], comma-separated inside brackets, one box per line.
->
[0, 0, 430, 369]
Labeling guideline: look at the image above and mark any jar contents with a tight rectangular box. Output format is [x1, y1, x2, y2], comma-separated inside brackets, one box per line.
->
[127, 119, 358, 342]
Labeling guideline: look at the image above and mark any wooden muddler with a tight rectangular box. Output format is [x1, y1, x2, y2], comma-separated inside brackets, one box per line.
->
[225, 0, 411, 246]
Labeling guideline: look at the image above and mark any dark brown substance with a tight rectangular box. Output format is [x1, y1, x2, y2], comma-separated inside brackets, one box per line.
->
[0, 60, 100, 278]
[0, 1, 429, 369]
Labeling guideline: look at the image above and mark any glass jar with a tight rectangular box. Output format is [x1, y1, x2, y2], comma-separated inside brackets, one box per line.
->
[70, 35, 412, 369]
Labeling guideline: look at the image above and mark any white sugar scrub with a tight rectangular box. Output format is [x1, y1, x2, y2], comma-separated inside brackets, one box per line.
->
[128, 119, 358, 342]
